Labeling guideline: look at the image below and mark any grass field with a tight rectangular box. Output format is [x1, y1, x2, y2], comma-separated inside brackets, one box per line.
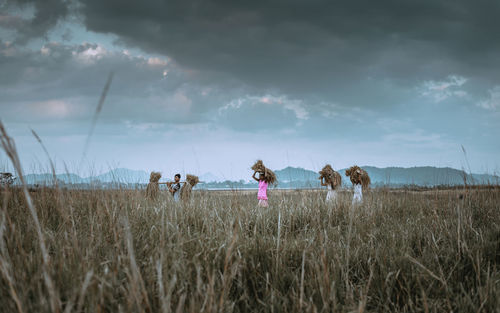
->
[0, 186, 499, 312]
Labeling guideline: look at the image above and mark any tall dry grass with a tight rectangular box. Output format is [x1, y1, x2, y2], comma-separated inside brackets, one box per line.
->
[0, 186, 499, 312]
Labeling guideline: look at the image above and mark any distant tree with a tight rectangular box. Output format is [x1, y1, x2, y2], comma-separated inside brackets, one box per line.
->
[0, 172, 15, 187]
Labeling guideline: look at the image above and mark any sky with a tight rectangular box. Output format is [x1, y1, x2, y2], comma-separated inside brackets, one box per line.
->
[1, 0, 499, 180]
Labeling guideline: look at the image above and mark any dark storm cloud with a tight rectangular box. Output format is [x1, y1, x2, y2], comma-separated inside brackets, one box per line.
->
[75, 0, 500, 104]
[1, 0, 70, 43]
[0, 40, 221, 127]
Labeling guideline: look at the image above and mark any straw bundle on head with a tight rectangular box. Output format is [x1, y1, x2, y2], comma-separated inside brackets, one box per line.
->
[180, 174, 199, 201]
[345, 165, 370, 189]
[146, 171, 161, 199]
[251, 160, 277, 185]
[318, 164, 342, 189]
[251, 160, 265, 172]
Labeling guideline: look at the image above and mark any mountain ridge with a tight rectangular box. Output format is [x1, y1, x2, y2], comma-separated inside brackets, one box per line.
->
[16, 166, 500, 187]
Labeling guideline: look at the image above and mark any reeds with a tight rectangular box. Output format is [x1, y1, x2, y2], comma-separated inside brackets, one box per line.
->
[1, 184, 499, 312]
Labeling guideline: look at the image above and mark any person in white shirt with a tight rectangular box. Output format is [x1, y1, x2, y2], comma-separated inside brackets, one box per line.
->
[319, 164, 341, 204]
[321, 176, 338, 203]
[167, 173, 183, 202]
[345, 165, 370, 205]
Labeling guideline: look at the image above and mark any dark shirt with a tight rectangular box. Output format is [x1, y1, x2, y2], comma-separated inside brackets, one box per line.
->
[172, 183, 181, 201]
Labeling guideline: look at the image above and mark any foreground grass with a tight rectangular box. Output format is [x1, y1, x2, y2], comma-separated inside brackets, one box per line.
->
[0, 187, 499, 312]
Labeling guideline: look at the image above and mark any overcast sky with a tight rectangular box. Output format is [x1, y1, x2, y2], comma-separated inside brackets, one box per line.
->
[1, 0, 499, 179]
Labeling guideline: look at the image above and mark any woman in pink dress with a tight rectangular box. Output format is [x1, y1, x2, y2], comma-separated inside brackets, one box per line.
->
[252, 170, 269, 207]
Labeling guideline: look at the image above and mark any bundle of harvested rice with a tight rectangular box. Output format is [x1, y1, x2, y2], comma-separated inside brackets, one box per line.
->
[146, 171, 161, 199]
[185, 174, 199, 187]
[345, 165, 370, 189]
[180, 174, 199, 201]
[150, 171, 161, 183]
[318, 164, 342, 188]
[180, 183, 192, 201]
[251, 160, 277, 185]
[251, 160, 266, 173]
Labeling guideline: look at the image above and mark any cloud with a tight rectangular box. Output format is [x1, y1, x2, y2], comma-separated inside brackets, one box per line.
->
[419, 75, 468, 102]
[383, 129, 447, 148]
[5, 0, 500, 113]
[1, 0, 69, 43]
[147, 57, 169, 66]
[217, 94, 309, 131]
[72, 43, 108, 64]
[28, 99, 81, 119]
[220, 94, 308, 122]
[477, 86, 500, 110]
[0, 40, 16, 56]
[0, 13, 25, 29]
[0, 40, 207, 126]
[72, 0, 500, 105]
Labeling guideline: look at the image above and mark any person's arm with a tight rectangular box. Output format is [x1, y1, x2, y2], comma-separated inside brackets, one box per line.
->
[172, 183, 181, 194]
[166, 182, 175, 193]
[252, 171, 259, 182]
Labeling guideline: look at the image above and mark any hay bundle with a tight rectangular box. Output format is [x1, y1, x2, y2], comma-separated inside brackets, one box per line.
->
[345, 165, 370, 189]
[146, 171, 161, 199]
[180, 174, 199, 201]
[318, 164, 342, 189]
[185, 174, 199, 187]
[251, 160, 277, 185]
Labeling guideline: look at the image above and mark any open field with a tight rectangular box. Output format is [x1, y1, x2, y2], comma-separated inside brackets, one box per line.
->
[1, 187, 500, 312]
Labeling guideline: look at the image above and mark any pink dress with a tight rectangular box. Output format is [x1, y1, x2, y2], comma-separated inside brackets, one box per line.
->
[258, 180, 268, 200]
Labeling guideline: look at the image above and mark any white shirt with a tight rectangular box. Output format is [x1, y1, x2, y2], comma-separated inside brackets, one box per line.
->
[352, 183, 363, 204]
[326, 184, 337, 202]
[172, 183, 181, 202]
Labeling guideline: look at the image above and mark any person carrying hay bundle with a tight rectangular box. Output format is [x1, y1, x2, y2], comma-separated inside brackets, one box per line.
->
[345, 165, 370, 205]
[318, 164, 342, 203]
[166, 173, 184, 202]
[251, 160, 277, 207]
[146, 171, 161, 199]
[180, 174, 199, 202]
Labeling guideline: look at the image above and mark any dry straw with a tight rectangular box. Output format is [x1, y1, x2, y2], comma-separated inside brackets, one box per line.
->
[181, 174, 199, 201]
[345, 165, 371, 189]
[185, 174, 199, 187]
[251, 160, 277, 185]
[318, 164, 342, 189]
[146, 171, 161, 199]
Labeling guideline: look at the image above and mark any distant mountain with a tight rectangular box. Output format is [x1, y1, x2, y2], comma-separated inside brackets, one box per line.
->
[95, 168, 149, 183]
[344, 166, 499, 186]
[274, 167, 319, 188]
[274, 166, 499, 187]
[23, 173, 85, 185]
[199, 172, 221, 182]
[22, 168, 149, 185]
[18, 166, 499, 187]
[275, 166, 318, 182]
